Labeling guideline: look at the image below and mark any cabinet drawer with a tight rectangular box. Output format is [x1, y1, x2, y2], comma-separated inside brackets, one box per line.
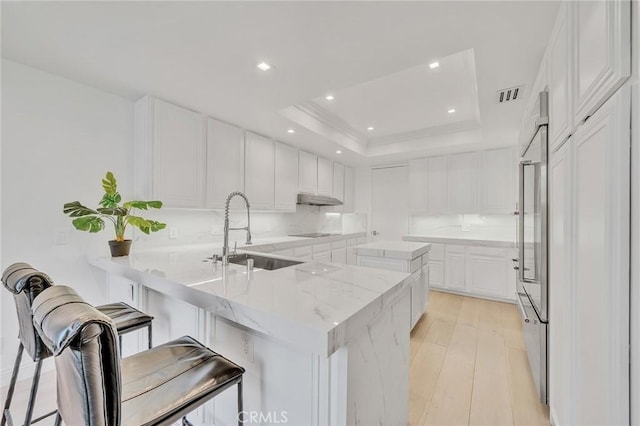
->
[410, 257, 422, 274]
[313, 243, 332, 254]
[357, 237, 367, 245]
[429, 243, 445, 261]
[466, 246, 507, 258]
[346, 238, 357, 247]
[293, 246, 312, 259]
[445, 244, 466, 255]
[331, 240, 347, 250]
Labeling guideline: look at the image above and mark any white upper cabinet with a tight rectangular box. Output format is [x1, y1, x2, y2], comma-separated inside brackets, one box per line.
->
[548, 3, 573, 151]
[274, 142, 298, 212]
[343, 166, 355, 213]
[573, 0, 630, 125]
[298, 151, 318, 194]
[244, 132, 275, 210]
[409, 159, 427, 213]
[317, 157, 333, 196]
[480, 148, 515, 213]
[205, 117, 245, 209]
[135, 96, 205, 208]
[446, 152, 478, 212]
[332, 163, 345, 212]
[427, 156, 447, 214]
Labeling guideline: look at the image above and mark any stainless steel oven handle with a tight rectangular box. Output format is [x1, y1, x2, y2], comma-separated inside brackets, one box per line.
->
[518, 161, 526, 282]
[516, 292, 531, 323]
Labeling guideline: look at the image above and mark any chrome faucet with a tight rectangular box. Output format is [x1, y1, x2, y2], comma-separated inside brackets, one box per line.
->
[222, 191, 252, 265]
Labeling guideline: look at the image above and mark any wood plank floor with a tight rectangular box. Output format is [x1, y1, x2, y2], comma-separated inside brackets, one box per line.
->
[2, 291, 549, 426]
[410, 291, 549, 426]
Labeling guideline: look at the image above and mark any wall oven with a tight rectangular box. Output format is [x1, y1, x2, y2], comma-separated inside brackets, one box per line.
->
[516, 91, 548, 404]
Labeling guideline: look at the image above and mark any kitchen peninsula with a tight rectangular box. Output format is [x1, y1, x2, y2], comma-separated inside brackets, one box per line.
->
[90, 244, 412, 426]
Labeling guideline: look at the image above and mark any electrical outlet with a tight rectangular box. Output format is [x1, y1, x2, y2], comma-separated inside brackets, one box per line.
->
[241, 331, 254, 363]
[55, 230, 71, 245]
[169, 227, 178, 239]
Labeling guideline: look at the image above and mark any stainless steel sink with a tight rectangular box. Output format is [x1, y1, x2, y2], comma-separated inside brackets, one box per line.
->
[228, 253, 302, 270]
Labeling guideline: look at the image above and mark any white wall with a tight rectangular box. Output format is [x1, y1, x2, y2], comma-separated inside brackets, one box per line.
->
[1, 59, 135, 379]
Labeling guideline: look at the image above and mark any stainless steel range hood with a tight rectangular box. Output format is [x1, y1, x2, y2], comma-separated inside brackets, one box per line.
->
[297, 193, 343, 206]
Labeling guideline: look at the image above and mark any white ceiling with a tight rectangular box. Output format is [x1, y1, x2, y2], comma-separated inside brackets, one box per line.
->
[1, 1, 560, 166]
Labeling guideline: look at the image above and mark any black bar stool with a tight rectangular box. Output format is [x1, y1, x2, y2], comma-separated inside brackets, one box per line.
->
[33, 286, 245, 426]
[0, 263, 154, 426]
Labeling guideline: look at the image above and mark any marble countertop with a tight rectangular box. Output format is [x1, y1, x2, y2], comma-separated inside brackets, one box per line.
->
[404, 227, 516, 248]
[89, 243, 409, 357]
[353, 240, 432, 260]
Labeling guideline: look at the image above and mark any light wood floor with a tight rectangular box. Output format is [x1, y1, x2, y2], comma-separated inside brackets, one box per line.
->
[410, 291, 549, 426]
[2, 291, 549, 426]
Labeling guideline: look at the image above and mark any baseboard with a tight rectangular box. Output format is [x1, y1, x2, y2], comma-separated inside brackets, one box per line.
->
[430, 287, 517, 304]
[1, 358, 55, 388]
[549, 405, 559, 426]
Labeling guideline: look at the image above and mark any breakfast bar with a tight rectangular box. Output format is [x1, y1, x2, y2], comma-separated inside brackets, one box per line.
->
[90, 245, 412, 425]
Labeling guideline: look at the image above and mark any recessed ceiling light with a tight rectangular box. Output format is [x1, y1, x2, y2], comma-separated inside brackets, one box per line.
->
[257, 62, 272, 71]
[448, 108, 456, 114]
[429, 62, 440, 69]
[336, 150, 342, 154]
[325, 95, 335, 101]
[367, 126, 374, 131]
[287, 129, 295, 134]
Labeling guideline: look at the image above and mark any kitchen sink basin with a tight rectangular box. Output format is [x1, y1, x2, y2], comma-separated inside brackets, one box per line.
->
[228, 253, 302, 270]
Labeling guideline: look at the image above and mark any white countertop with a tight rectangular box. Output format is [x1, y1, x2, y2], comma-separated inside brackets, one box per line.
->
[404, 227, 516, 247]
[353, 240, 431, 260]
[89, 242, 409, 357]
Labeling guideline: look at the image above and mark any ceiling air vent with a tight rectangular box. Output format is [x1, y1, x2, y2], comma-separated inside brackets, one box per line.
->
[497, 86, 523, 103]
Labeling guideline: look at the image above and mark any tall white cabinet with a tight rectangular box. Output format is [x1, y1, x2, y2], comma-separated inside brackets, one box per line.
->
[274, 142, 298, 211]
[244, 132, 275, 210]
[548, 88, 630, 426]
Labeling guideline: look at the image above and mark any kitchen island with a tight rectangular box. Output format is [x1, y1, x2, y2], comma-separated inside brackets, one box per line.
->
[90, 244, 412, 426]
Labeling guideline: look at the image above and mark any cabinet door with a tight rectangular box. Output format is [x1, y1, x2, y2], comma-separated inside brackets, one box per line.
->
[447, 152, 478, 212]
[206, 117, 244, 209]
[571, 89, 629, 425]
[464, 247, 508, 298]
[317, 157, 333, 196]
[245, 132, 275, 210]
[331, 248, 347, 264]
[298, 151, 318, 194]
[444, 245, 465, 290]
[332, 163, 345, 212]
[314, 252, 332, 263]
[427, 156, 447, 213]
[548, 3, 573, 150]
[146, 288, 201, 347]
[106, 275, 144, 357]
[151, 98, 205, 207]
[480, 148, 515, 213]
[428, 261, 444, 288]
[409, 159, 427, 212]
[274, 142, 298, 211]
[410, 271, 423, 329]
[343, 166, 355, 213]
[574, 0, 631, 124]
[548, 138, 572, 426]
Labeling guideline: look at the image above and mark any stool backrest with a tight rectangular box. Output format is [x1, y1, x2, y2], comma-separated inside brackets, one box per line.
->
[33, 285, 121, 426]
[1, 262, 54, 361]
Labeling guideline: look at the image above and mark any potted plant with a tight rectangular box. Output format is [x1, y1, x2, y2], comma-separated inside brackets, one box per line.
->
[63, 171, 166, 257]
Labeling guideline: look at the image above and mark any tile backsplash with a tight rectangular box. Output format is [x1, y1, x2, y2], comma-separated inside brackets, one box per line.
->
[133, 205, 366, 248]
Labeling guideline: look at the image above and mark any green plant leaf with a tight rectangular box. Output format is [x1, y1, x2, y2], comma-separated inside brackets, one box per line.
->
[99, 192, 122, 208]
[63, 201, 99, 217]
[123, 200, 163, 210]
[71, 216, 105, 233]
[97, 207, 128, 216]
[127, 216, 166, 234]
[101, 171, 117, 194]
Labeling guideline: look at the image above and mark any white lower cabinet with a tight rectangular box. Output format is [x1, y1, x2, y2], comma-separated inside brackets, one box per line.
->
[106, 275, 146, 357]
[418, 242, 516, 301]
[444, 245, 466, 291]
[356, 253, 428, 330]
[145, 288, 202, 347]
[465, 247, 508, 298]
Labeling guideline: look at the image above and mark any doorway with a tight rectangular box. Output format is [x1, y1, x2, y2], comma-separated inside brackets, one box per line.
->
[371, 165, 409, 241]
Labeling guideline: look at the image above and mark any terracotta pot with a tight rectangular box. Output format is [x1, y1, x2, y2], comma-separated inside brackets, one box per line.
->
[109, 239, 132, 257]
